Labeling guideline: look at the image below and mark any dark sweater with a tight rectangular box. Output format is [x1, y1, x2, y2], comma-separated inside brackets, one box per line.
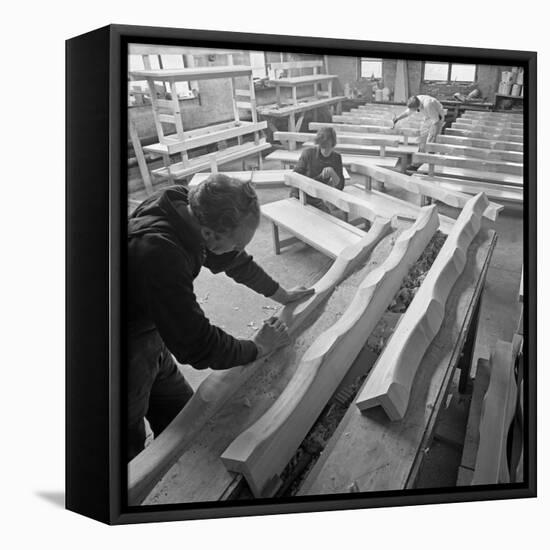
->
[293, 146, 345, 189]
[127, 186, 280, 370]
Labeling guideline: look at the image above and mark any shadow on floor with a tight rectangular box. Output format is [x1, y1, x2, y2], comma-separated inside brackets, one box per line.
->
[35, 491, 65, 509]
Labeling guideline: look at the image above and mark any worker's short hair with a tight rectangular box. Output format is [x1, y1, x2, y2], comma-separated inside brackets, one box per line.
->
[407, 96, 420, 109]
[314, 127, 337, 148]
[188, 173, 260, 235]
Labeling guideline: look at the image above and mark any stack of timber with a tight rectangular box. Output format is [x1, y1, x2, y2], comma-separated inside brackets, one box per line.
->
[356, 193, 489, 420]
[127, 188, 392, 505]
[221, 206, 440, 496]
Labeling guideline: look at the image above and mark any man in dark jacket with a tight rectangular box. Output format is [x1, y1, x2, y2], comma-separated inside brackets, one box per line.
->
[127, 174, 313, 461]
[291, 126, 345, 214]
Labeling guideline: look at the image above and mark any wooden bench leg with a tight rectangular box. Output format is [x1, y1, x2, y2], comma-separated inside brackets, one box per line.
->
[288, 114, 297, 150]
[271, 222, 281, 255]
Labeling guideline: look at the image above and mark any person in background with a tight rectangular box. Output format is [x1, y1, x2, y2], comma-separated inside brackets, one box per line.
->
[127, 175, 314, 461]
[291, 126, 345, 215]
[392, 95, 446, 162]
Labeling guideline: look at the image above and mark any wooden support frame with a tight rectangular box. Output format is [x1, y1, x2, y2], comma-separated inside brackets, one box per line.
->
[127, 214, 391, 505]
[472, 340, 518, 485]
[356, 193, 489, 420]
[220, 206, 439, 497]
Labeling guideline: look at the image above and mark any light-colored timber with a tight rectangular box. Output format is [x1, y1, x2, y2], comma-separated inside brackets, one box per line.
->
[445, 128, 523, 143]
[127, 214, 391, 505]
[350, 161, 502, 221]
[472, 340, 518, 484]
[437, 134, 523, 153]
[221, 206, 440, 496]
[425, 142, 523, 164]
[356, 193, 489, 420]
[413, 152, 523, 177]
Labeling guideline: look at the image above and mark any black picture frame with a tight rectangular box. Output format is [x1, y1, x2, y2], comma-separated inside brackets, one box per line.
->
[66, 23, 536, 525]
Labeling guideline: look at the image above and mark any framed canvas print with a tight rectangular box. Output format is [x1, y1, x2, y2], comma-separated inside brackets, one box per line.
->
[66, 24, 536, 525]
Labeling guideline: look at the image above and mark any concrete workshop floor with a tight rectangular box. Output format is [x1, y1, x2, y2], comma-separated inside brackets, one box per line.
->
[128, 158, 524, 490]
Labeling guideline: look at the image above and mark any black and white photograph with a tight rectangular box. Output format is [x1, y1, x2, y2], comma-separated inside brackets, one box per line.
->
[124, 37, 532, 510]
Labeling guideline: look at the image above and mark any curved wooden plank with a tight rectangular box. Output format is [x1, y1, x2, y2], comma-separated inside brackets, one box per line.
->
[127, 216, 392, 505]
[220, 206, 440, 496]
[356, 193, 489, 420]
[472, 340, 518, 485]
[350, 161, 502, 221]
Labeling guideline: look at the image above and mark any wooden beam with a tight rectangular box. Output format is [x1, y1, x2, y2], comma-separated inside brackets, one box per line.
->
[221, 207, 439, 496]
[356, 193, 489, 420]
[274, 131, 400, 147]
[445, 128, 523, 143]
[437, 134, 523, 153]
[127, 215, 391, 505]
[426, 142, 523, 164]
[350, 162, 502, 221]
[472, 340, 518, 484]
[413, 152, 523, 176]
[452, 122, 523, 136]
[129, 65, 253, 81]
[285, 172, 380, 222]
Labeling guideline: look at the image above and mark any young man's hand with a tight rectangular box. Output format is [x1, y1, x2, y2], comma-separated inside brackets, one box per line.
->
[271, 286, 315, 305]
[253, 317, 290, 358]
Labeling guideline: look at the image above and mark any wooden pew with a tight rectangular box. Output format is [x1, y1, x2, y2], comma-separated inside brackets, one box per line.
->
[437, 134, 523, 153]
[445, 128, 523, 143]
[350, 161, 503, 220]
[265, 148, 399, 170]
[426, 142, 523, 164]
[309, 121, 418, 145]
[413, 152, 523, 177]
[451, 122, 523, 136]
[260, 173, 387, 257]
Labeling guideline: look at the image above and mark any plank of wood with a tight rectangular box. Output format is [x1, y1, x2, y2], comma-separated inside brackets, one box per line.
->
[309, 122, 419, 144]
[437, 134, 523, 153]
[343, 184, 455, 234]
[411, 174, 523, 205]
[445, 128, 523, 143]
[463, 110, 523, 120]
[274, 131, 400, 147]
[151, 141, 271, 180]
[266, 149, 398, 170]
[413, 152, 523, 177]
[144, 121, 267, 155]
[285, 172, 381, 223]
[457, 118, 523, 129]
[416, 164, 523, 187]
[261, 200, 362, 258]
[472, 340, 518, 484]
[356, 193, 489, 419]
[267, 74, 336, 86]
[257, 96, 345, 117]
[452, 122, 523, 136]
[189, 170, 291, 188]
[350, 161, 502, 221]
[221, 206, 440, 496]
[270, 60, 324, 71]
[333, 115, 420, 136]
[129, 65, 253, 81]
[127, 216, 391, 505]
[425, 142, 523, 164]
[456, 358, 491, 485]
[299, 226, 497, 495]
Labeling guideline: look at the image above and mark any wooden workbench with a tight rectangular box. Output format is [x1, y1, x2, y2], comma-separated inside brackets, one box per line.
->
[139, 223, 496, 504]
[298, 225, 497, 495]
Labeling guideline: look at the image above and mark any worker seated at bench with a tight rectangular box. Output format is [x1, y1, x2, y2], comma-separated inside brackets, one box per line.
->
[127, 174, 314, 462]
[290, 126, 345, 216]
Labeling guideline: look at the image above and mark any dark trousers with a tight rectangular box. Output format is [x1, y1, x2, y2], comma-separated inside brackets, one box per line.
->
[127, 330, 194, 462]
